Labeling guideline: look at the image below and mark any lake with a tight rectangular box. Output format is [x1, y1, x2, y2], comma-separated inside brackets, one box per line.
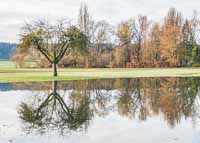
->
[0, 78, 200, 143]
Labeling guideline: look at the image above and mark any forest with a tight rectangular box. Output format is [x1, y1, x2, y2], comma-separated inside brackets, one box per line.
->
[11, 4, 200, 68]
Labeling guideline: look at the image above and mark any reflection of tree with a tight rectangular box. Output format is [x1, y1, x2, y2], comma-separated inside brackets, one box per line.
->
[115, 79, 136, 118]
[18, 81, 93, 134]
[69, 80, 113, 117]
[159, 78, 198, 127]
[114, 78, 199, 127]
[115, 79, 149, 120]
[17, 78, 200, 132]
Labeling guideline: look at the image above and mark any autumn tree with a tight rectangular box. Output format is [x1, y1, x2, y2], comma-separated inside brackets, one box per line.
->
[11, 49, 32, 68]
[15, 5, 200, 69]
[18, 20, 88, 76]
[160, 8, 185, 67]
[114, 47, 128, 67]
[147, 23, 161, 67]
[115, 22, 132, 67]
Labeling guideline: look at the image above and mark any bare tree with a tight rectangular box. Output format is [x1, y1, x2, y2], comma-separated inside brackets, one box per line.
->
[130, 15, 149, 66]
[78, 2, 94, 67]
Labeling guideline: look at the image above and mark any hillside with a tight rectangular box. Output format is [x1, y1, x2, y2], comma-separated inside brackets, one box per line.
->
[0, 42, 17, 59]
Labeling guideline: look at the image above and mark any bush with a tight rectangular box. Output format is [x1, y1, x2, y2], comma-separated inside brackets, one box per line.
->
[192, 63, 200, 67]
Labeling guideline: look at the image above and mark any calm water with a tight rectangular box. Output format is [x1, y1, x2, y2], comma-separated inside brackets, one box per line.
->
[0, 78, 200, 143]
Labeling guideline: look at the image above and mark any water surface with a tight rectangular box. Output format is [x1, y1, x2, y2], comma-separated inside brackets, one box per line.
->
[0, 78, 200, 143]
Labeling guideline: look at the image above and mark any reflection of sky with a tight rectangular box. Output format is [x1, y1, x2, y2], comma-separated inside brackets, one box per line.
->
[0, 83, 12, 91]
[0, 90, 199, 143]
[0, 0, 200, 42]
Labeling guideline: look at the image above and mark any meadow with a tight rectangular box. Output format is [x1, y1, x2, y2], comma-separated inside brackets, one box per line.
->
[0, 61, 200, 82]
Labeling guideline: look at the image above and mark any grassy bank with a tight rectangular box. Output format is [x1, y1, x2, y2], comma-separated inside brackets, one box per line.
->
[1, 68, 200, 83]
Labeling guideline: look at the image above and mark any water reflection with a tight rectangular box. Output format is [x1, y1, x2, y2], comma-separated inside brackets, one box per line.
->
[18, 81, 93, 134]
[15, 78, 200, 135]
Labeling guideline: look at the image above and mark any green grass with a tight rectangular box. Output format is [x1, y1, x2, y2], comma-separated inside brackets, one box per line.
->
[1, 68, 200, 83]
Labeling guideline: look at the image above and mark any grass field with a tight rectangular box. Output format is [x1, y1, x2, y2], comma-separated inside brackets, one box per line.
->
[0, 60, 16, 68]
[1, 60, 200, 83]
[0, 59, 37, 68]
[1, 67, 200, 83]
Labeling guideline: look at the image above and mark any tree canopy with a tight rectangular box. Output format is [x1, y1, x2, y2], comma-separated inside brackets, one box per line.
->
[18, 20, 88, 76]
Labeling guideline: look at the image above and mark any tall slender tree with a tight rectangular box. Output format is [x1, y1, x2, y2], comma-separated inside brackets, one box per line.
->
[78, 2, 94, 67]
[148, 23, 161, 67]
[130, 15, 149, 66]
[115, 22, 133, 67]
[160, 8, 183, 67]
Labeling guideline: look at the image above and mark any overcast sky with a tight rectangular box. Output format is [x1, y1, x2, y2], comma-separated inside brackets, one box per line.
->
[0, 0, 200, 42]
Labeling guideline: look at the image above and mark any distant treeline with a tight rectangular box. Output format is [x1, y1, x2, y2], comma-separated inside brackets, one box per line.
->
[0, 42, 16, 59]
[11, 4, 200, 68]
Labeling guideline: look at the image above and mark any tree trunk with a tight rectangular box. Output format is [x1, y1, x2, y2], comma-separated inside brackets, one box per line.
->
[52, 80, 58, 94]
[52, 63, 58, 76]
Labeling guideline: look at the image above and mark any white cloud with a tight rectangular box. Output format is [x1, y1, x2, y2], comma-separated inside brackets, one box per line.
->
[0, 0, 199, 42]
